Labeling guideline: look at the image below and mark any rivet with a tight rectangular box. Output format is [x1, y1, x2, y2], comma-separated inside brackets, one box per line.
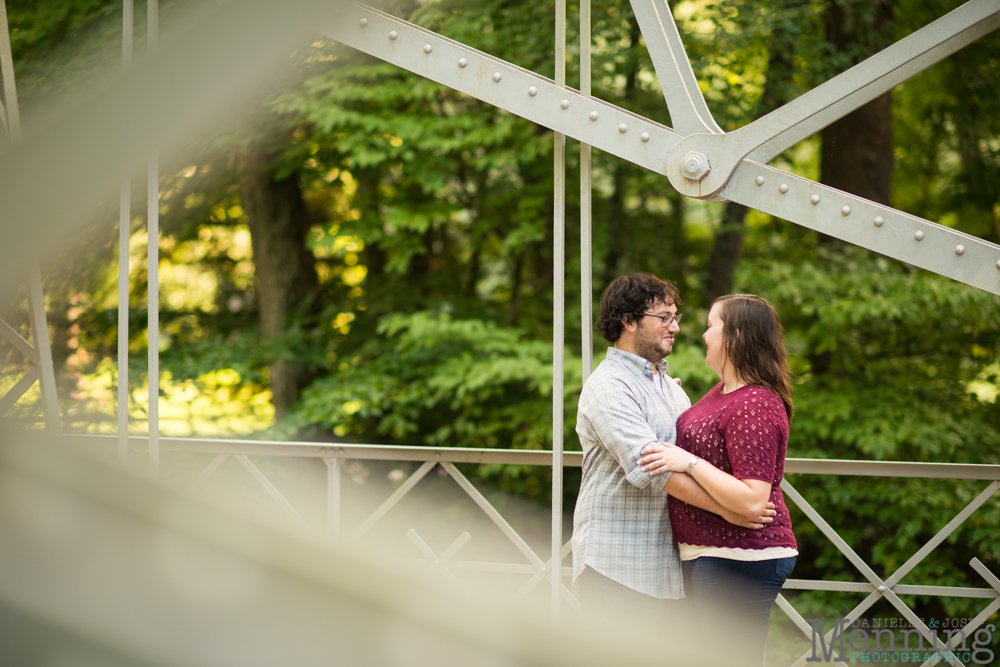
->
[640, 132, 650, 142]
[878, 585, 886, 592]
[779, 183, 788, 194]
[755, 176, 764, 186]
[810, 194, 820, 205]
[618, 123, 628, 134]
[540, 567, 547, 573]
[841, 206, 851, 216]
[458, 58, 467, 68]
[434, 453, 441, 459]
[955, 245, 965, 256]
[874, 216, 884, 227]
[528, 86, 537, 97]
[492, 72, 502, 82]
[423, 44, 433, 54]
[388, 30, 398, 40]
[996, 259, 1000, 270]
[915, 231, 924, 241]
[589, 111, 600, 121]
[560, 99, 570, 109]
[359, 18, 368, 27]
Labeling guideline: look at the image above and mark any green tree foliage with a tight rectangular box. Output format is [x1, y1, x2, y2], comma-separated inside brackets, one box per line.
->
[4, 0, 999, 623]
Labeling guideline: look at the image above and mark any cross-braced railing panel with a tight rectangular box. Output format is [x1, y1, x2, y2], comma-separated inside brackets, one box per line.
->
[0, 272, 61, 430]
[66, 435, 1000, 664]
[80, 435, 581, 610]
[779, 476, 1000, 667]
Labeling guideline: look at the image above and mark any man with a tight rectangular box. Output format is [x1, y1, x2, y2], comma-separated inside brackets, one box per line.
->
[571, 272, 772, 618]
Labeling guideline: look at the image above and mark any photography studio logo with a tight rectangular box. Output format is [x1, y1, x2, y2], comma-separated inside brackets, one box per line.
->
[806, 618, 995, 664]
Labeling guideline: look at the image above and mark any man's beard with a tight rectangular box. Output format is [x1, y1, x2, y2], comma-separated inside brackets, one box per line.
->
[634, 324, 670, 364]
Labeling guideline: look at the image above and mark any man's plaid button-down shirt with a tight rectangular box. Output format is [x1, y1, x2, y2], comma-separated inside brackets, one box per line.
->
[571, 347, 692, 599]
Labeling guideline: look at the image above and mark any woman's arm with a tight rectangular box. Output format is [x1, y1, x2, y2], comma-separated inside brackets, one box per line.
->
[639, 444, 771, 521]
[662, 468, 774, 528]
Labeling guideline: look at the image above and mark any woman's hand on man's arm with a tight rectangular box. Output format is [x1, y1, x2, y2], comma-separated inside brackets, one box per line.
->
[641, 443, 773, 521]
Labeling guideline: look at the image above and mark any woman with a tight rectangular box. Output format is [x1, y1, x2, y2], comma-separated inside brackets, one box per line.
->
[639, 294, 796, 667]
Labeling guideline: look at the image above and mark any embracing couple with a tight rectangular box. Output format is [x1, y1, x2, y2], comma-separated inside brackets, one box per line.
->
[571, 272, 797, 667]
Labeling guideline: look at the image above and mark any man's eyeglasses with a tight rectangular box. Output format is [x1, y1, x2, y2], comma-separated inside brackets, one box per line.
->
[644, 312, 682, 327]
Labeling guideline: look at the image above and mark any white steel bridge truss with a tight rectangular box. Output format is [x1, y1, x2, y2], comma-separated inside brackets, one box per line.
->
[2, 2, 1000, 664]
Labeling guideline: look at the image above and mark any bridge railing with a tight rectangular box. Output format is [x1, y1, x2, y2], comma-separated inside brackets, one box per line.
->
[68, 435, 1000, 666]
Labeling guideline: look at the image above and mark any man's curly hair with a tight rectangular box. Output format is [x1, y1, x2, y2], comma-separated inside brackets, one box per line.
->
[596, 273, 681, 343]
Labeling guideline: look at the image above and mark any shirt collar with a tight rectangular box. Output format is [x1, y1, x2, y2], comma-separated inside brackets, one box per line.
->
[606, 346, 669, 380]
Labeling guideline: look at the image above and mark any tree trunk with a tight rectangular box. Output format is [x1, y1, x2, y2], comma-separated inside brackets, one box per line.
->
[820, 93, 893, 206]
[238, 148, 317, 420]
[702, 4, 800, 304]
[820, 0, 894, 208]
[703, 202, 748, 303]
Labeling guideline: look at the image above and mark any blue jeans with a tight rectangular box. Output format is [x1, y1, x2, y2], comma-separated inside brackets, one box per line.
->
[682, 556, 796, 667]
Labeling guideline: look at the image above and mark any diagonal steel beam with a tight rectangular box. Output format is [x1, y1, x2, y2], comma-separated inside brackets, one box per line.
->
[323, 3, 1000, 297]
[0, 318, 39, 364]
[916, 560, 1000, 667]
[405, 529, 469, 590]
[670, 0, 1000, 197]
[316, 3, 683, 177]
[234, 454, 312, 533]
[509, 539, 572, 604]
[350, 460, 437, 541]
[964, 560, 1000, 636]
[192, 452, 229, 487]
[0, 366, 39, 416]
[721, 161, 1000, 295]
[748, 0, 1000, 166]
[440, 462, 545, 570]
[0, 0, 20, 142]
[785, 477, 999, 664]
[788, 592, 884, 667]
[627, 0, 722, 136]
[26, 267, 60, 431]
[782, 479, 969, 666]
[884, 481, 999, 588]
[775, 594, 847, 665]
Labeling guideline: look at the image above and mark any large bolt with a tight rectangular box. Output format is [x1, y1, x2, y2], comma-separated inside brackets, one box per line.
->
[680, 151, 710, 181]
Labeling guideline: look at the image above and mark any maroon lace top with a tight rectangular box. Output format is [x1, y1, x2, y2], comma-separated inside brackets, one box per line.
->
[669, 383, 796, 550]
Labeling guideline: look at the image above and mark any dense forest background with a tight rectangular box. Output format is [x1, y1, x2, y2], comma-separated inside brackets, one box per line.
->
[2, 0, 1000, 627]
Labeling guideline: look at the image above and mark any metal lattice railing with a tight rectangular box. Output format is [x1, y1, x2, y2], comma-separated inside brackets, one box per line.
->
[70, 434, 1000, 666]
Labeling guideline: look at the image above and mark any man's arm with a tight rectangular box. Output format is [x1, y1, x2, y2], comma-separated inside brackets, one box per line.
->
[664, 472, 774, 529]
[579, 378, 669, 491]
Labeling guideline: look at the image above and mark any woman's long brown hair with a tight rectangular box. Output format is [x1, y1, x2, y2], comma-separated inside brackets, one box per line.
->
[714, 294, 794, 418]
